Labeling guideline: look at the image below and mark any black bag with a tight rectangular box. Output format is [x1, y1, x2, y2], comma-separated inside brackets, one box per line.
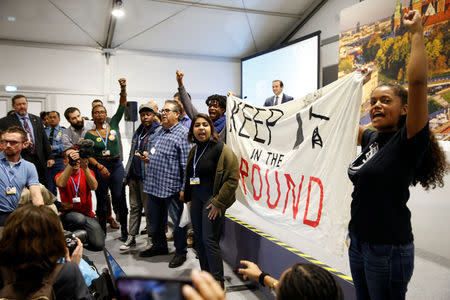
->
[88, 269, 115, 300]
[0, 264, 63, 300]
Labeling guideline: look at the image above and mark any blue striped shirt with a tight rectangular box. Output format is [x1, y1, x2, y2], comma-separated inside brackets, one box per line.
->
[45, 125, 66, 156]
[143, 122, 192, 198]
[0, 152, 39, 212]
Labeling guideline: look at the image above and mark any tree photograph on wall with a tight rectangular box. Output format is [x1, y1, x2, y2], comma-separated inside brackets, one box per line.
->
[339, 0, 450, 141]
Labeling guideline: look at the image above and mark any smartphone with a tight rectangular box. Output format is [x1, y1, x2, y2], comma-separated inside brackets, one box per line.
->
[116, 276, 193, 300]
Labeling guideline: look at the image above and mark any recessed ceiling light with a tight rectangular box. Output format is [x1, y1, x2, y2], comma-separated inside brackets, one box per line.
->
[7, 16, 16, 22]
[5, 85, 18, 92]
[112, 9, 124, 17]
[112, 0, 124, 17]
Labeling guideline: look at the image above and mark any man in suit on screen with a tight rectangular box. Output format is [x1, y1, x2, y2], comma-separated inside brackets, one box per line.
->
[264, 80, 294, 107]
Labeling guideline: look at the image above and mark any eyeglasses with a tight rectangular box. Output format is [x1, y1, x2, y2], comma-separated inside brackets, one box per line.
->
[208, 101, 221, 108]
[160, 109, 173, 114]
[0, 140, 23, 146]
[93, 111, 106, 115]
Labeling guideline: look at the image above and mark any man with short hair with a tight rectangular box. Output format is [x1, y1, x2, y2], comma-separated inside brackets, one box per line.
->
[45, 111, 66, 196]
[120, 103, 161, 251]
[62, 107, 95, 150]
[0, 95, 54, 185]
[176, 70, 227, 141]
[0, 126, 44, 227]
[55, 148, 104, 251]
[264, 80, 294, 107]
[173, 92, 192, 129]
[140, 100, 191, 268]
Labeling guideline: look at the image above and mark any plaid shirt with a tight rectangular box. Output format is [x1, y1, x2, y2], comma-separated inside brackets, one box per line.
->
[143, 122, 192, 198]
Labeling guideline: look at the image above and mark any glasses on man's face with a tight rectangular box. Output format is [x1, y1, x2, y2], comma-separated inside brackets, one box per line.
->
[0, 140, 22, 146]
[208, 101, 220, 109]
[160, 109, 173, 114]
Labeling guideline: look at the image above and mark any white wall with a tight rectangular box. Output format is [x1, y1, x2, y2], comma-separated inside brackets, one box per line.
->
[0, 44, 240, 133]
[290, 0, 358, 69]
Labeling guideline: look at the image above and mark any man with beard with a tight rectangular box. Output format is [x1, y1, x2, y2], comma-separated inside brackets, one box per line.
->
[0, 126, 44, 228]
[62, 107, 95, 150]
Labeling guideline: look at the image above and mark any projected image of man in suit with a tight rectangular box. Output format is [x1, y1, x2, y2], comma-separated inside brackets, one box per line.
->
[264, 80, 294, 107]
[0, 95, 54, 185]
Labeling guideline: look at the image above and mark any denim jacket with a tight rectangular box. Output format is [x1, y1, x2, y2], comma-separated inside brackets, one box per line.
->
[125, 122, 161, 179]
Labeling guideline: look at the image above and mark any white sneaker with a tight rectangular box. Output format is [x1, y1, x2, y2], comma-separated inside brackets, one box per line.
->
[120, 236, 136, 250]
[144, 237, 152, 250]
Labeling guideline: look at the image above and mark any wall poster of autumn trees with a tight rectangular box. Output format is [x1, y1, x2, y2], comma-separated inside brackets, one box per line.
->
[339, 0, 450, 141]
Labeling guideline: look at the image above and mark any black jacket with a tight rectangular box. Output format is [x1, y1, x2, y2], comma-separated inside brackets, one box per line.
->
[0, 113, 53, 168]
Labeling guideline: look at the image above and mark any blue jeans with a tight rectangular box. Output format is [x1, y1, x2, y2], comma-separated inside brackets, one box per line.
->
[61, 211, 105, 251]
[348, 234, 414, 300]
[190, 197, 224, 282]
[147, 193, 187, 256]
[46, 158, 65, 196]
[93, 159, 127, 234]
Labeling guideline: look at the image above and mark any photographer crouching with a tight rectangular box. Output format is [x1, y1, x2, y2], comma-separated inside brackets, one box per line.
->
[55, 148, 104, 251]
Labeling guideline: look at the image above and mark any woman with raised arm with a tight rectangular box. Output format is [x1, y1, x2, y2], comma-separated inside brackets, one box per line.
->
[347, 11, 448, 300]
[85, 78, 128, 240]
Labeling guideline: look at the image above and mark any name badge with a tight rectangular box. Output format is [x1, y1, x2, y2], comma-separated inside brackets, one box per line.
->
[150, 147, 156, 155]
[190, 177, 200, 185]
[72, 197, 81, 203]
[6, 186, 17, 194]
[345, 233, 351, 249]
[102, 149, 111, 156]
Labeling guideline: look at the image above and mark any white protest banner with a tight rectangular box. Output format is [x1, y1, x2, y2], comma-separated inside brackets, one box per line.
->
[227, 72, 364, 253]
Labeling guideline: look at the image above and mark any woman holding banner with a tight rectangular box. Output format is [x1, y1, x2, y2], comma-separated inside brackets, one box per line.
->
[184, 113, 239, 289]
[347, 10, 448, 300]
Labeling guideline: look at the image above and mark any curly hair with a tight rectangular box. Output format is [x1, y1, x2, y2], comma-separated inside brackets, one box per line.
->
[374, 82, 449, 190]
[277, 263, 343, 300]
[205, 94, 227, 109]
[0, 205, 66, 293]
[413, 133, 449, 190]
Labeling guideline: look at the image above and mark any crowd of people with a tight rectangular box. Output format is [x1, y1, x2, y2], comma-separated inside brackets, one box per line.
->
[0, 10, 447, 300]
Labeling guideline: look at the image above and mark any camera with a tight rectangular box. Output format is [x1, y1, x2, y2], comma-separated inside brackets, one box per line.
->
[64, 230, 88, 255]
[76, 139, 94, 159]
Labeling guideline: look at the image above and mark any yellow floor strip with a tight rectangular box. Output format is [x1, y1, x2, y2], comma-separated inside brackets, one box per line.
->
[226, 214, 353, 284]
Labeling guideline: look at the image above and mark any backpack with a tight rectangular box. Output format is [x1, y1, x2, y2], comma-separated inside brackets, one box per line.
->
[0, 264, 63, 300]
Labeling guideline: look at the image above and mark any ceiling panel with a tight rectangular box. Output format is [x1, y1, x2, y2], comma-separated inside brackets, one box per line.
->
[0, 0, 110, 47]
[0, 0, 321, 58]
[202, 0, 313, 14]
[116, 6, 254, 57]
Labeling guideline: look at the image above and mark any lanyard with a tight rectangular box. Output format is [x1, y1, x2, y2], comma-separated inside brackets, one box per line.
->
[70, 171, 81, 197]
[95, 126, 110, 150]
[0, 161, 16, 187]
[137, 128, 151, 150]
[193, 142, 209, 177]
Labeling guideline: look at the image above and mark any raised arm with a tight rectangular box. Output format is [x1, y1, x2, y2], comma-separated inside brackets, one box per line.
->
[176, 70, 199, 119]
[118, 78, 127, 107]
[404, 10, 428, 138]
